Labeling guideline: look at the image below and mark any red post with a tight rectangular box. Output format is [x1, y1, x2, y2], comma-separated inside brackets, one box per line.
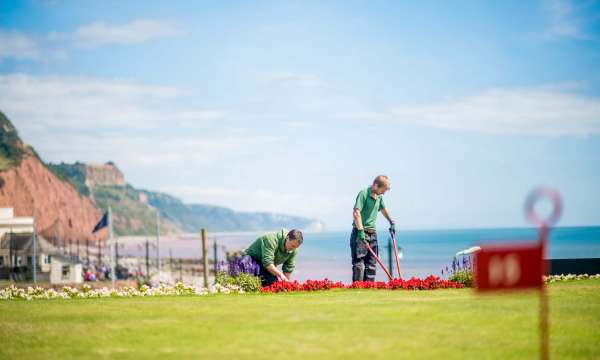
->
[540, 283, 549, 360]
[475, 187, 561, 360]
[539, 225, 550, 360]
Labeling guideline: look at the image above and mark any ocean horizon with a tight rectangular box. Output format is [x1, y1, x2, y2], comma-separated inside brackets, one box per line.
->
[115, 226, 600, 282]
[153, 226, 600, 283]
[289, 226, 600, 282]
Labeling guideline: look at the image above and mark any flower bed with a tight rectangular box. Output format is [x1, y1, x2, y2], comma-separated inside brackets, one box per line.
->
[349, 276, 464, 290]
[261, 279, 346, 293]
[1, 276, 468, 299]
[0, 282, 243, 301]
[544, 274, 600, 283]
[261, 276, 464, 293]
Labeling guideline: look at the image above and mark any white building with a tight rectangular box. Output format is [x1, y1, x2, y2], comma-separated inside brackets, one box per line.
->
[0, 207, 60, 281]
[50, 255, 83, 284]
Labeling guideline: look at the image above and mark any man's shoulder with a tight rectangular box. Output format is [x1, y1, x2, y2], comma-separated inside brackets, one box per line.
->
[357, 187, 369, 197]
[262, 229, 287, 241]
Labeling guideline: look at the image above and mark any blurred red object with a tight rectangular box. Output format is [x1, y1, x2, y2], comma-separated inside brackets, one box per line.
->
[475, 187, 562, 291]
[475, 242, 543, 290]
[474, 187, 561, 360]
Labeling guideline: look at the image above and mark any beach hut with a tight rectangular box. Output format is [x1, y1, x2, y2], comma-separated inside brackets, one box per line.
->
[50, 255, 83, 284]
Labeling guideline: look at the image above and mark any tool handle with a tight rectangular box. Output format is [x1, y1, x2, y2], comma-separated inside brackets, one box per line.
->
[390, 230, 401, 278]
[364, 241, 393, 280]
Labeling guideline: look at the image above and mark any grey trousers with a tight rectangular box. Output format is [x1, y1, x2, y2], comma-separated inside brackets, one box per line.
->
[350, 228, 378, 282]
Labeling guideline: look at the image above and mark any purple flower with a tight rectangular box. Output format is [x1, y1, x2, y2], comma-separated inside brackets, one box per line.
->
[228, 255, 260, 277]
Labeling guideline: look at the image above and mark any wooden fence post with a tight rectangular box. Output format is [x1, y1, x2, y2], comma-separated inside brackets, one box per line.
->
[202, 228, 208, 287]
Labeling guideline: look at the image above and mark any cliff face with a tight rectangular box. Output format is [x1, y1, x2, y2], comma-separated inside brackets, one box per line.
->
[0, 154, 105, 243]
[85, 163, 125, 187]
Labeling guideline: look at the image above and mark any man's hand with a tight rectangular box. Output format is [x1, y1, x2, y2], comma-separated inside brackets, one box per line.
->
[389, 221, 396, 235]
[267, 263, 290, 282]
[358, 228, 366, 242]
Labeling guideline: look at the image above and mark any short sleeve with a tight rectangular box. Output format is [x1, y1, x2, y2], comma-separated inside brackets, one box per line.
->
[354, 190, 367, 210]
[379, 196, 386, 210]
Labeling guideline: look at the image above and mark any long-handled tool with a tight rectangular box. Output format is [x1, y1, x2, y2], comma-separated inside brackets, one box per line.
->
[363, 241, 393, 281]
[390, 229, 401, 278]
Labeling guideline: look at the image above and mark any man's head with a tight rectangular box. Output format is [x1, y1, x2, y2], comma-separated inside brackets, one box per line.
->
[285, 229, 303, 251]
[371, 175, 391, 195]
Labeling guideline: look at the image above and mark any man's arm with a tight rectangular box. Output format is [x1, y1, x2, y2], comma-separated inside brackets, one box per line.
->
[381, 207, 394, 224]
[381, 207, 396, 233]
[353, 208, 367, 243]
[261, 235, 289, 282]
[353, 208, 364, 230]
[282, 251, 296, 280]
[266, 264, 289, 281]
[353, 190, 367, 242]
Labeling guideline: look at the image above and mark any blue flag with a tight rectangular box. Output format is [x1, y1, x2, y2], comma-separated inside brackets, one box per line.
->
[92, 211, 109, 233]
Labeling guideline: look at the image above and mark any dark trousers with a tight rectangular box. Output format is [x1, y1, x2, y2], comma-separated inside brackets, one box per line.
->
[249, 256, 279, 286]
[350, 228, 378, 282]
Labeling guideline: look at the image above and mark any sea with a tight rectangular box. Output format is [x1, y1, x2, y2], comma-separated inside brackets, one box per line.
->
[122, 226, 600, 283]
[211, 226, 600, 282]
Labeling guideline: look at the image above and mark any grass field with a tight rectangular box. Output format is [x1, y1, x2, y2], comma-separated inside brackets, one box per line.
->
[1, 280, 599, 359]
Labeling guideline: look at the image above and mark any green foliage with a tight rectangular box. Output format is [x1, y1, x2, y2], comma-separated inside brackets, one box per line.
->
[92, 185, 167, 236]
[449, 269, 473, 287]
[47, 162, 90, 196]
[0, 111, 25, 170]
[216, 271, 262, 292]
[136, 276, 151, 289]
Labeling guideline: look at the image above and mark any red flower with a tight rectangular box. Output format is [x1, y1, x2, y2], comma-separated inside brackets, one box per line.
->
[261, 276, 463, 293]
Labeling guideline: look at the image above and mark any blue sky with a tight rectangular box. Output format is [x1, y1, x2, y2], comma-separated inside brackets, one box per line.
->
[1, 0, 599, 230]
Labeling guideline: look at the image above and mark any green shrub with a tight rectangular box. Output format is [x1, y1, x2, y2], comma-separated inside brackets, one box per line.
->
[216, 271, 262, 292]
[0, 112, 25, 169]
[449, 270, 473, 287]
[47, 162, 90, 196]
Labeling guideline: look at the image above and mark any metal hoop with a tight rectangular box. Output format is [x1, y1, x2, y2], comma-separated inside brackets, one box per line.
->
[524, 187, 562, 227]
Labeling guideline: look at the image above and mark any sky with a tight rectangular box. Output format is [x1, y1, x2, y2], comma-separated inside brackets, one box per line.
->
[1, 0, 600, 230]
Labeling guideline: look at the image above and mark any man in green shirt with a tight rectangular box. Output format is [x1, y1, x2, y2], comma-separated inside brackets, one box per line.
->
[350, 175, 396, 282]
[245, 229, 303, 286]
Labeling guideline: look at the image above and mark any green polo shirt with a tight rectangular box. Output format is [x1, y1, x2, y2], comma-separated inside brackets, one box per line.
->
[245, 229, 297, 273]
[353, 187, 386, 229]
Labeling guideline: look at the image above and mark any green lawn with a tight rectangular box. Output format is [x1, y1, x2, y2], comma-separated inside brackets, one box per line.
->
[1, 280, 599, 359]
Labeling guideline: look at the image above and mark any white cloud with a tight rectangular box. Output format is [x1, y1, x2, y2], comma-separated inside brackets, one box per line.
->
[0, 19, 182, 62]
[0, 29, 42, 61]
[542, 0, 593, 40]
[0, 73, 276, 178]
[363, 85, 600, 136]
[29, 133, 280, 171]
[73, 19, 183, 48]
[0, 73, 224, 131]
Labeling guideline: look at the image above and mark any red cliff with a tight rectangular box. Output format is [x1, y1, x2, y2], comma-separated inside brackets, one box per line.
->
[0, 154, 106, 243]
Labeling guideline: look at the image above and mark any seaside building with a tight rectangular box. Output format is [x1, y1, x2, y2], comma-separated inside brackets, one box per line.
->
[0, 207, 69, 282]
[49, 255, 83, 284]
